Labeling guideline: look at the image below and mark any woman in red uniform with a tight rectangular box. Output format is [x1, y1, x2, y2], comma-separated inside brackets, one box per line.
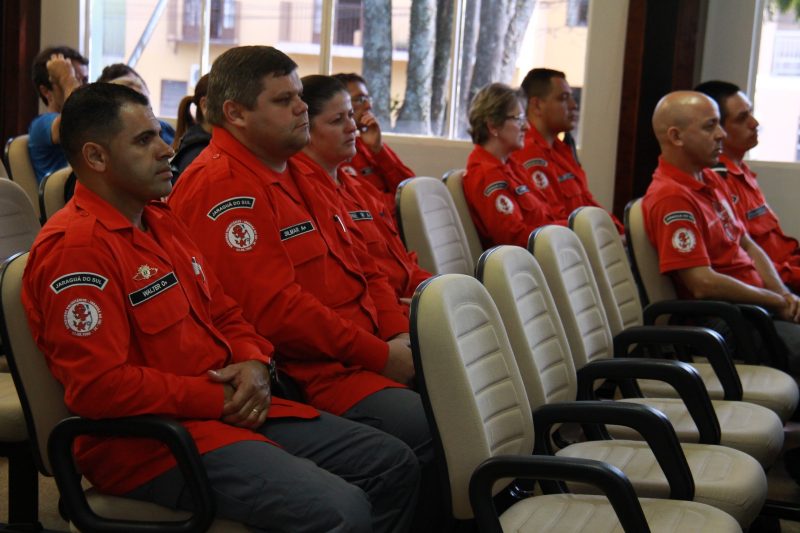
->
[462, 83, 567, 248]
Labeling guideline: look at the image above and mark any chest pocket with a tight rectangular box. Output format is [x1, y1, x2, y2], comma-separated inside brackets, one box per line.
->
[557, 173, 582, 198]
[745, 205, 779, 236]
[280, 220, 328, 267]
[128, 271, 190, 334]
[513, 188, 537, 212]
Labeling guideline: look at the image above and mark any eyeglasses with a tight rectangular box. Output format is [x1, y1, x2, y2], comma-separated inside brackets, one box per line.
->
[504, 114, 526, 126]
[352, 94, 372, 105]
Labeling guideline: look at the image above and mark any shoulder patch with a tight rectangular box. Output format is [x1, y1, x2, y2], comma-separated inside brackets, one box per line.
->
[495, 194, 515, 215]
[50, 272, 108, 294]
[523, 158, 548, 168]
[746, 205, 769, 220]
[226, 220, 258, 251]
[128, 272, 179, 306]
[663, 211, 696, 225]
[280, 220, 315, 241]
[207, 197, 256, 220]
[531, 170, 549, 189]
[348, 210, 373, 222]
[483, 181, 509, 197]
[64, 298, 102, 336]
[671, 228, 696, 253]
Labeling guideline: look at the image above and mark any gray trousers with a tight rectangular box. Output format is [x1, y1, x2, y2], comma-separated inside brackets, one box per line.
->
[126, 411, 420, 533]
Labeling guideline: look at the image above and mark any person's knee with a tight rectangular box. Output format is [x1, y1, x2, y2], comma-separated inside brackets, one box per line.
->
[316, 483, 374, 533]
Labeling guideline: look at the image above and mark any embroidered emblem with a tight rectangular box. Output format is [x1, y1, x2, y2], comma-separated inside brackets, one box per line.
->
[128, 272, 179, 306]
[207, 197, 256, 221]
[523, 158, 548, 168]
[483, 181, 509, 196]
[226, 220, 258, 251]
[133, 265, 159, 281]
[514, 185, 529, 195]
[672, 228, 696, 253]
[496, 194, 515, 215]
[746, 205, 769, 220]
[341, 165, 358, 176]
[558, 172, 576, 183]
[532, 170, 549, 189]
[64, 298, 102, 336]
[348, 210, 373, 222]
[712, 200, 736, 241]
[663, 211, 696, 225]
[279, 221, 315, 241]
[50, 272, 108, 294]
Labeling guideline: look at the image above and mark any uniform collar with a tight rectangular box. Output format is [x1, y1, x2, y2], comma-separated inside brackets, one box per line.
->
[718, 153, 750, 178]
[469, 144, 507, 169]
[654, 156, 710, 192]
[525, 124, 551, 152]
[72, 182, 167, 232]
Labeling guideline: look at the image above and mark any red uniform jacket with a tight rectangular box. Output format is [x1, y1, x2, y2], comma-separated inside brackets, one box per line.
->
[293, 152, 431, 300]
[714, 154, 800, 291]
[169, 128, 407, 415]
[341, 137, 415, 216]
[22, 184, 316, 495]
[511, 125, 624, 233]
[464, 144, 567, 249]
[642, 157, 764, 299]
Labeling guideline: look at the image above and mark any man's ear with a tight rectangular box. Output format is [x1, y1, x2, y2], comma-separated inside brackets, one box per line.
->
[666, 126, 683, 147]
[82, 142, 108, 172]
[528, 96, 542, 117]
[222, 100, 247, 127]
[38, 84, 52, 106]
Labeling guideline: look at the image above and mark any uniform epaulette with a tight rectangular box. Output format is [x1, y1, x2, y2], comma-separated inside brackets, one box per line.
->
[62, 209, 97, 249]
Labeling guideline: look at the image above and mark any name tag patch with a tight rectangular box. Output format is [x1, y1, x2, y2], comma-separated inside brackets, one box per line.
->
[663, 211, 696, 225]
[558, 172, 576, 183]
[360, 167, 375, 176]
[514, 185, 529, 195]
[746, 205, 768, 220]
[483, 181, 509, 196]
[50, 272, 108, 294]
[128, 272, 179, 306]
[523, 158, 548, 168]
[349, 210, 373, 222]
[280, 221, 315, 241]
[207, 197, 255, 220]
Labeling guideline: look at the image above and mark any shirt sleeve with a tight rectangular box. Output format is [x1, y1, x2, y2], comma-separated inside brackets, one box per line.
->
[645, 194, 712, 274]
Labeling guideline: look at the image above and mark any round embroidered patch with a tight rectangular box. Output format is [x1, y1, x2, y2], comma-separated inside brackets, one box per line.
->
[64, 299, 102, 336]
[672, 228, 696, 253]
[225, 220, 257, 252]
[495, 194, 515, 215]
[532, 170, 549, 189]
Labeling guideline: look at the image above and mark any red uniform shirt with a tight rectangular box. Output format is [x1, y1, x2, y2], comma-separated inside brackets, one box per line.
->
[642, 157, 764, 299]
[464, 144, 567, 249]
[342, 137, 415, 216]
[22, 184, 316, 495]
[714, 154, 800, 291]
[511, 125, 624, 233]
[169, 128, 407, 416]
[293, 152, 431, 300]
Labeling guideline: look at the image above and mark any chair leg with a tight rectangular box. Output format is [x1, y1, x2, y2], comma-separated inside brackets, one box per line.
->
[5, 441, 40, 530]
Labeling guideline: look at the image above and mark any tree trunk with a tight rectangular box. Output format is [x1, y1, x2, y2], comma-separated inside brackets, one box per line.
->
[396, 0, 437, 134]
[499, 0, 537, 83]
[456, 0, 481, 138]
[469, 0, 513, 101]
[363, 0, 393, 126]
[430, 0, 454, 136]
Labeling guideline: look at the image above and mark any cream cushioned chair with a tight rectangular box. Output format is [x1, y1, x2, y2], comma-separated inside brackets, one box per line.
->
[411, 273, 741, 532]
[621, 200, 799, 421]
[476, 245, 767, 527]
[396, 176, 474, 274]
[4, 135, 41, 219]
[0, 178, 40, 262]
[442, 168, 484, 265]
[0, 253, 245, 532]
[38, 166, 73, 223]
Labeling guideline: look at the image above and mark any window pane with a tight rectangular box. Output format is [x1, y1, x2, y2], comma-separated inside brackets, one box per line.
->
[751, 4, 800, 162]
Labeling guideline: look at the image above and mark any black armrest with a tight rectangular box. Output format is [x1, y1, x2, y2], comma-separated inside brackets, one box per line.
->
[469, 455, 651, 533]
[48, 415, 215, 533]
[643, 299, 760, 364]
[737, 304, 790, 370]
[577, 358, 721, 445]
[532, 401, 694, 501]
[614, 325, 743, 401]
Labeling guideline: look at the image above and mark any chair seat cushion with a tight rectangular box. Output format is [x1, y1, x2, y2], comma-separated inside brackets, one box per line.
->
[606, 397, 783, 468]
[0, 373, 27, 442]
[556, 440, 767, 527]
[500, 493, 741, 532]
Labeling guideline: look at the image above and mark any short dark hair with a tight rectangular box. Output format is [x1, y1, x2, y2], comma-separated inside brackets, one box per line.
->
[32, 46, 88, 105]
[97, 63, 146, 86]
[520, 68, 566, 100]
[301, 75, 348, 122]
[332, 72, 367, 87]
[468, 83, 523, 145]
[694, 80, 741, 123]
[60, 83, 149, 168]
[206, 46, 298, 126]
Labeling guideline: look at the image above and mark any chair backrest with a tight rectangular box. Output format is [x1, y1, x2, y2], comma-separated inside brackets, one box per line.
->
[4, 135, 41, 219]
[442, 169, 484, 265]
[39, 166, 72, 223]
[0, 158, 8, 179]
[625, 198, 677, 306]
[411, 273, 534, 520]
[477, 245, 578, 409]
[396, 176, 475, 275]
[0, 252, 68, 476]
[570, 206, 644, 335]
[0, 179, 41, 263]
[530, 225, 614, 370]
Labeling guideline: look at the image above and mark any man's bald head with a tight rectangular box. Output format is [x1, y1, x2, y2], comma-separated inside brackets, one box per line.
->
[652, 90, 726, 174]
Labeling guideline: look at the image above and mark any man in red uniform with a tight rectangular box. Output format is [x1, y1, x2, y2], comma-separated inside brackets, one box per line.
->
[512, 68, 624, 233]
[696, 80, 800, 293]
[22, 82, 419, 531]
[168, 47, 433, 485]
[642, 90, 800, 375]
[333, 72, 416, 214]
